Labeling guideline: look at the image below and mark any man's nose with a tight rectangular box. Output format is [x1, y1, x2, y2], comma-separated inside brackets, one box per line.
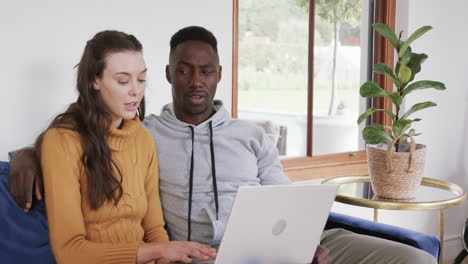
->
[191, 70, 203, 88]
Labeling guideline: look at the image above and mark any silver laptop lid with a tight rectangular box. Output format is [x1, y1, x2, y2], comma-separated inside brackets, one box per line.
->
[214, 184, 338, 264]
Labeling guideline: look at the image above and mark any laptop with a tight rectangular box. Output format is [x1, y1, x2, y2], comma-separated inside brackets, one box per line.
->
[200, 183, 338, 264]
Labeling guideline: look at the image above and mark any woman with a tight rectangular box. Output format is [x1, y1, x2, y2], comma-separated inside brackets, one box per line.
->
[36, 30, 216, 263]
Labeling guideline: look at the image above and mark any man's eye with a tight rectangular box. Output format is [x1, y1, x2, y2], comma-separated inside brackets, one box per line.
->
[118, 81, 129, 84]
[179, 70, 190, 75]
[138, 79, 146, 83]
[202, 70, 213, 75]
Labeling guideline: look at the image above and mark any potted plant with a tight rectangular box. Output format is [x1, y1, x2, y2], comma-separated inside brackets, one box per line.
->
[357, 23, 446, 199]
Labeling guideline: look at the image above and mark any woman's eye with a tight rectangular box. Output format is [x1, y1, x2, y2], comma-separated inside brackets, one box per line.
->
[138, 79, 146, 83]
[118, 81, 129, 84]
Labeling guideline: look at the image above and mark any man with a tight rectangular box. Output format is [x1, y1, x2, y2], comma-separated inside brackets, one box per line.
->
[145, 26, 290, 246]
[8, 26, 436, 264]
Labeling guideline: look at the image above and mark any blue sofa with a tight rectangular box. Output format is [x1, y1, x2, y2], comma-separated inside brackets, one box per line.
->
[0, 160, 439, 263]
[0, 161, 55, 263]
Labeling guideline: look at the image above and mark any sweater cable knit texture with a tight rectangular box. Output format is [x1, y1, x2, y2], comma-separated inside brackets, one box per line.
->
[40, 118, 168, 264]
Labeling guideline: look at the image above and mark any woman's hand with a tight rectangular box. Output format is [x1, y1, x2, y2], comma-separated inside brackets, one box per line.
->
[137, 241, 216, 263]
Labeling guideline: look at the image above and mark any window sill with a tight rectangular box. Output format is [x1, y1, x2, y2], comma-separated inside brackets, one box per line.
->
[281, 150, 369, 182]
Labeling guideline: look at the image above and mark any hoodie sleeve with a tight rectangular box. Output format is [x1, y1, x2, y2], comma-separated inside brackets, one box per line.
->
[256, 128, 291, 185]
[141, 134, 170, 243]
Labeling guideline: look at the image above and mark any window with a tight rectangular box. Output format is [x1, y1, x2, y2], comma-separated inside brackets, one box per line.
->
[232, 0, 396, 180]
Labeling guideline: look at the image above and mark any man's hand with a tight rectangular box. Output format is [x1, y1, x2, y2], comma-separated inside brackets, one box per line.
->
[312, 245, 330, 264]
[8, 148, 43, 213]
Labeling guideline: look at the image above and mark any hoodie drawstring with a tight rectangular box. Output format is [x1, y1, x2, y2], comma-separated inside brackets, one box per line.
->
[188, 126, 195, 241]
[209, 121, 220, 221]
[187, 121, 219, 241]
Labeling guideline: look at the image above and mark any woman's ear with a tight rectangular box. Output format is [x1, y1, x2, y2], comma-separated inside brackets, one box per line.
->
[93, 79, 101, 90]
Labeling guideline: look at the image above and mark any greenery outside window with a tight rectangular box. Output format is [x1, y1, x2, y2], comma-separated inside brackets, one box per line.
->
[232, 0, 396, 181]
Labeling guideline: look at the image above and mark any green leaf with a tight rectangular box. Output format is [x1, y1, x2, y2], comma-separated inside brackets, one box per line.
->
[400, 46, 412, 66]
[374, 63, 400, 87]
[398, 25, 432, 57]
[360, 81, 387, 97]
[407, 53, 428, 83]
[392, 119, 413, 138]
[401, 101, 437, 119]
[382, 109, 396, 121]
[387, 91, 403, 106]
[408, 128, 422, 137]
[362, 124, 393, 144]
[372, 23, 399, 49]
[357, 108, 395, 124]
[395, 41, 406, 77]
[403, 80, 446, 96]
[398, 64, 412, 85]
[357, 108, 376, 124]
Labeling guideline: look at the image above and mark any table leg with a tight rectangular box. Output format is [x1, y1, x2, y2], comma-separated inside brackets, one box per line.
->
[374, 208, 378, 222]
[439, 209, 444, 264]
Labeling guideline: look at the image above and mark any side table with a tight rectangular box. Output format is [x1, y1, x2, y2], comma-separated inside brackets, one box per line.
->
[322, 175, 466, 264]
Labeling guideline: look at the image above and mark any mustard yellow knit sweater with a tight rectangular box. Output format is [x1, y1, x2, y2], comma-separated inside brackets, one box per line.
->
[41, 118, 169, 264]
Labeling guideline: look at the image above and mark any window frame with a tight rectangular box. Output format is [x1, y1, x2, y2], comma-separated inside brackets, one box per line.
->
[231, 0, 396, 181]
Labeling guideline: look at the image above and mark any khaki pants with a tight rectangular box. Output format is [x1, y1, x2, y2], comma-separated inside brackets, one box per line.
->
[321, 228, 438, 264]
[184, 228, 438, 264]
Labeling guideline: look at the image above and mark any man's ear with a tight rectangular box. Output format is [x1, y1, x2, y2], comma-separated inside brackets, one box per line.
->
[165, 65, 172, 84]
[218, 65, 222, 83]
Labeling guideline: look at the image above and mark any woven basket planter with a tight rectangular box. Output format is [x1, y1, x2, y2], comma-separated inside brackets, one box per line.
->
[367, 133, 426, 199]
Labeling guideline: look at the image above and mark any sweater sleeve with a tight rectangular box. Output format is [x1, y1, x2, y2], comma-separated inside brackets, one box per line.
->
[41, 129, 141, 264]
[141, 133, 170, 243]
[256, 128, 291, 185]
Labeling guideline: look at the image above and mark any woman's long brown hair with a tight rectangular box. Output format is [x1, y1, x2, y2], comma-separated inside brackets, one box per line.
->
[36, 30, 145, 210]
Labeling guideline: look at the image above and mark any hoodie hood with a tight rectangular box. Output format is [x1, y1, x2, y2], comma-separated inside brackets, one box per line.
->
[159, 100, 230, 134]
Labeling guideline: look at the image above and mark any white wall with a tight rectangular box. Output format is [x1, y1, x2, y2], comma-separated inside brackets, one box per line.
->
[403, 0, 468, 259]
[335, 1, 468, 261]
[0, 0, 233, 160]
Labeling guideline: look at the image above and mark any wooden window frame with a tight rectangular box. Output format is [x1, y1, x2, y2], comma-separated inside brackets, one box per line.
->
[232, 0, 395, 181]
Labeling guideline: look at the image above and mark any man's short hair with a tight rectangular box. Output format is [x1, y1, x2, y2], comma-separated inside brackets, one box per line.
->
[170, 26, 218, 53]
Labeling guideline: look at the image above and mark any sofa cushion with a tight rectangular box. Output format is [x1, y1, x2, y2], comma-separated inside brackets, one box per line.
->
[0, 161, 55, 263]
[325, 211, 440, 259]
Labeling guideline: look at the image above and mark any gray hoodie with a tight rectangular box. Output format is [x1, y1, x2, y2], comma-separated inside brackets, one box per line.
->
[142, 100, 291, 246]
